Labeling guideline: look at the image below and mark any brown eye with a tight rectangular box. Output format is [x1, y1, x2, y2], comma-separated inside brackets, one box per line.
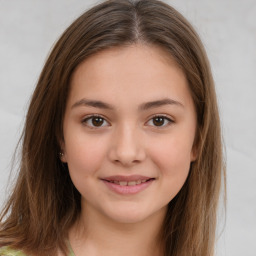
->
[153, 116, 165, 126]
[82, 115, 109, 128]
[91, 117, 104, 126]
[147, 115, 173, 127]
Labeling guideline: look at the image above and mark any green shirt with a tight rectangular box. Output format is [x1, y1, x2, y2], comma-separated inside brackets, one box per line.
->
[0, 245, 75, 256]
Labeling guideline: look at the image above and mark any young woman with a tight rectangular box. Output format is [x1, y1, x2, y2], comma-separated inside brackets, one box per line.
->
[0, 0, 225, 255]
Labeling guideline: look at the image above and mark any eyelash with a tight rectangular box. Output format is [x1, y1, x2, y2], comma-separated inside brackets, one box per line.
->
[81, 114, 174, 129]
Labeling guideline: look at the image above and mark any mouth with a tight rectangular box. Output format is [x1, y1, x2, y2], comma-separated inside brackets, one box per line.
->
[100, 175, 155, 195]
[103, 178, 155, 186]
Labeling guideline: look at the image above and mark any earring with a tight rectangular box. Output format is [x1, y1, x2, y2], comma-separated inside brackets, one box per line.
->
[59, 152, 64, 158]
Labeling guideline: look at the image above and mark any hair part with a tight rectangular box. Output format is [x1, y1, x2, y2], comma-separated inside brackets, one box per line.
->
[0, 1, 225, 255]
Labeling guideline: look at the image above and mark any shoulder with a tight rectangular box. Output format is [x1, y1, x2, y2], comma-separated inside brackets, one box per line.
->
[0, 246, 27, 256]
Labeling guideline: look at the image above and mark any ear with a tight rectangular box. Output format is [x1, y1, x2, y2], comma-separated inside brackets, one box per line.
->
[190, 128, 200, 162]
[59, 140, 67, 163]
[190, 144, 198, 162]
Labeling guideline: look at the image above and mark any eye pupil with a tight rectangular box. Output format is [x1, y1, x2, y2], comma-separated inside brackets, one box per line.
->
[92, 117, 104, 126]
[153, 117, 165, 126]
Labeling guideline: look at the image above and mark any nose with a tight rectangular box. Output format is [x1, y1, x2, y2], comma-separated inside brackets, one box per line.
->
[108, 124, 146, 167]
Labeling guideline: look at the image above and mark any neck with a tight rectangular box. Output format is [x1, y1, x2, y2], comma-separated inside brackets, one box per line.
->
[69, 203, 166, 256]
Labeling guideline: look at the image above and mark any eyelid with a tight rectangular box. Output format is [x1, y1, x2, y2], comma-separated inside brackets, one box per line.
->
[81, 114, 110, 129]
[146, 114, 174, 128]
[81, 114, 174, 129]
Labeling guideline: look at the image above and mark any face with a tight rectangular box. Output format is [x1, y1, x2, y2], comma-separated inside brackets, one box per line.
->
[62, 44, 197, 224]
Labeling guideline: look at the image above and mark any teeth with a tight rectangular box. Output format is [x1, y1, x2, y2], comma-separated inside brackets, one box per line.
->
[109, 179, 152, 186]
[127, 181, 136, 186]
[119, 181, 128, 186]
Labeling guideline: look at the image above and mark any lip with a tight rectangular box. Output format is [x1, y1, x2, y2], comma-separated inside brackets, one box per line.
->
[101, 175, 153, 182]
[100, 175, 155, 195]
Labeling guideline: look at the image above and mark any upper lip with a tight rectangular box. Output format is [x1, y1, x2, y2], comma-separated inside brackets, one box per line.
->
[101, 175, 154, 182]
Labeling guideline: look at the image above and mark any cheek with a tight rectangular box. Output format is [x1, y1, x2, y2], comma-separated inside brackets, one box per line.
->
[152, 135, 193, 168]
[64, 133, 108, 177]
[64, 135, 109, 198]
[150, 135, 192, 190]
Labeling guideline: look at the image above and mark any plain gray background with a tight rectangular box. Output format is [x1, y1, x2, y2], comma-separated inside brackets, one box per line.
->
[0, 0, 255, 255]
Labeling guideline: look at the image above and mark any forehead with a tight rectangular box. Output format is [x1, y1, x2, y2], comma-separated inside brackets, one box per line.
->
[68, 44, 192, 109]
[70, 44, 182, 84]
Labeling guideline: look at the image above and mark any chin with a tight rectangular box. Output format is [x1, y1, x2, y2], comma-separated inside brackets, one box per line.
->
[104, 206, 159, 225]
[109, 213, 148, 224]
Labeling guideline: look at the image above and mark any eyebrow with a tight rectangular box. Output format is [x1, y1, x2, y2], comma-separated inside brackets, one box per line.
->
[71, 98, 184, 111]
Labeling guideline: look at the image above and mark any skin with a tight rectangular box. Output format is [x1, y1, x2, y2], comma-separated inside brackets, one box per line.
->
[61, 44, 197, 256]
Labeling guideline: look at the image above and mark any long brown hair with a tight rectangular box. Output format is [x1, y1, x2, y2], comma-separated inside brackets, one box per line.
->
[0, 0, 225, 255]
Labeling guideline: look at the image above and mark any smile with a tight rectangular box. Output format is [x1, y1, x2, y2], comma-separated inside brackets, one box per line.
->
[101, 175, 155, 195]
[105, 179, 154, 186]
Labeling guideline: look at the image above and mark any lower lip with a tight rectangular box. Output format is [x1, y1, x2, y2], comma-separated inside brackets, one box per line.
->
[102, 179, 154, 195]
